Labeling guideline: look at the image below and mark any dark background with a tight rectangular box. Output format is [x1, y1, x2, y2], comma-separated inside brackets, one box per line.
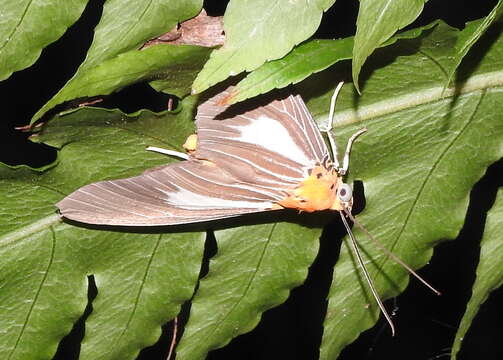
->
[1, 0, 501, 359]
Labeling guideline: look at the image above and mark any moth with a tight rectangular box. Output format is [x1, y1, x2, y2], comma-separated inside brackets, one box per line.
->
[57, 82, 438, 334]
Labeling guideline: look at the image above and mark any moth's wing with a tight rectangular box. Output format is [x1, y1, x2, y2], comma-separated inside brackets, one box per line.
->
[57, 159, 286, 226]
[195, 88, 330, 187]
[58, 88, 327, 226]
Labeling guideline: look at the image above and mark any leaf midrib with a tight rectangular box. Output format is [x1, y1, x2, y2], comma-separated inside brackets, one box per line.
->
[0, 214, 60, 247]
[328, 70, 503, 128]
[199, 223, 277, 348]
[105, 232, 164, 357]
[7, 226, 56, 360]
[0, 0, 32, 52]
[373, 89, 485, 288]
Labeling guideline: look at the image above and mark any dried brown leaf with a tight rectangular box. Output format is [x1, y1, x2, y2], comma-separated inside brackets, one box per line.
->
[144, 9, 224, 48]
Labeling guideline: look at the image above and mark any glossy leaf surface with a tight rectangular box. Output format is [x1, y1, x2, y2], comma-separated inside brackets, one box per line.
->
[450, 188, 503, 360]
[0, 0, 87, 81]
[32, 0, 203, 122]
[191, 0, 336, 93]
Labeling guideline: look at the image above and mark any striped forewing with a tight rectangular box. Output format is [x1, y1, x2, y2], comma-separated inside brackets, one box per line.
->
[57, 160, 283, 225]
[57, 88, 329, 226]
[196, 88, 330, 175]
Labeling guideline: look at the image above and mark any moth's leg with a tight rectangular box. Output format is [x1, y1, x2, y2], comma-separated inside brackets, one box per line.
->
[321, 81, 345, 168]
[339, 128, 367, 175]
[146, 146, 190, 160]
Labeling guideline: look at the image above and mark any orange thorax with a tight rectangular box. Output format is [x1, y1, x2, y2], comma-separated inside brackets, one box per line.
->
[276, 165, 343, 212]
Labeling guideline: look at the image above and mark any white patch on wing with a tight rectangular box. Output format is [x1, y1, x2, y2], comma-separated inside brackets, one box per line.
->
[164, 187, 273, 210]
[233, 116, 309, 165]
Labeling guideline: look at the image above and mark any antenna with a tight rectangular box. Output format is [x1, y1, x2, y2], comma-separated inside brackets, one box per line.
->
[323, 81, 344, 169]
[345, 210, 441, 296]
[339, 211, 396, 336]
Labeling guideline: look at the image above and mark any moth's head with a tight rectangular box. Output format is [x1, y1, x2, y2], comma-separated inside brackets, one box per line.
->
[334, 181, 353, 212]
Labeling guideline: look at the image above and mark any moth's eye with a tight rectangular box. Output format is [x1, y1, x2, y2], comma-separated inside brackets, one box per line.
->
[337, 183, 353, 202]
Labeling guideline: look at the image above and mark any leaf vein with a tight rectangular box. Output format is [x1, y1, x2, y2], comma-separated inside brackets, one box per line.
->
[7, 225, 56, 360]
[106, 233, 163, 355]
[383, 91, 485, 274]
[0, 0, 33, 52]
[418, 49, 449, 78]
[120, 0, 154, 49]
[203, 223, 277, 343]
